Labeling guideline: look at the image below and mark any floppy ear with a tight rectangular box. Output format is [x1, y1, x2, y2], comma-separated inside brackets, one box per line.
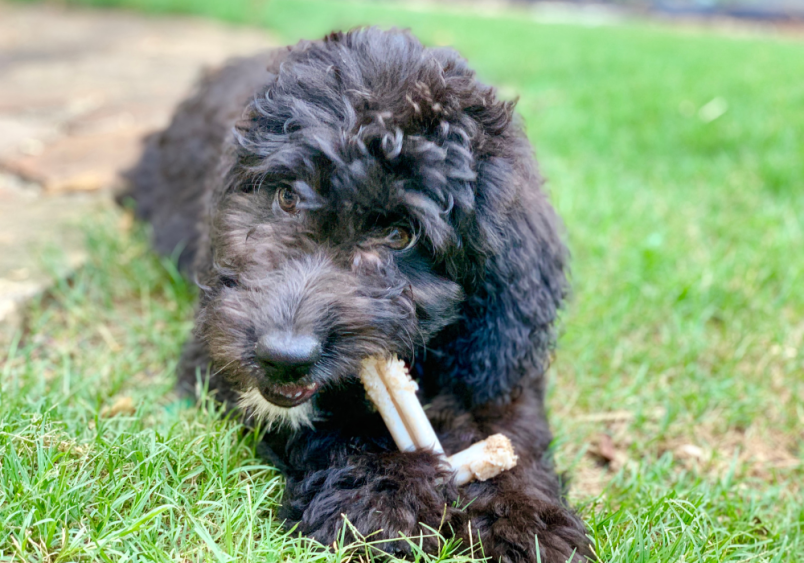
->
[425, 152, 569, 407]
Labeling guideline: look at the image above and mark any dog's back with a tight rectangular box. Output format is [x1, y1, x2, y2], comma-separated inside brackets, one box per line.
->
[120, 51, 281, 271]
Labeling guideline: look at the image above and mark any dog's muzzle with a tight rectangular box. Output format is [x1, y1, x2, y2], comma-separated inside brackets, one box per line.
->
[254, 330, 322, 407]
[259, 380, 320, 408]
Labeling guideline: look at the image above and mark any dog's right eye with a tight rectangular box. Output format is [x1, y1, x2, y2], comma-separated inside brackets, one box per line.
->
[383, 226, 416, 251]
[276, 187, 299, 214]
[220, 276, 239, 288]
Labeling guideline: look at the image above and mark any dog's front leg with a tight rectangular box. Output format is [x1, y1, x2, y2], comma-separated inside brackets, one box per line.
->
[431, 387, 595, 563]
[460, 465, 593, 563]
[276, 427, 466, 556]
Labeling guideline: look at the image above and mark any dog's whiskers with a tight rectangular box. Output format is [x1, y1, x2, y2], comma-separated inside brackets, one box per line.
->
[210, 359, 238, 379]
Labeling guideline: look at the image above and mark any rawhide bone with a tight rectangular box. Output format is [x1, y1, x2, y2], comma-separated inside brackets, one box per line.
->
[359, 355, 518, 486]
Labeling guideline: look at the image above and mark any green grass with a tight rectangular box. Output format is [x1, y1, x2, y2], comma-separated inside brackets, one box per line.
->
[2, 1, 803, 561]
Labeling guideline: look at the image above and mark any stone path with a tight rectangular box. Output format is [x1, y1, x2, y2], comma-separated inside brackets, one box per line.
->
[0, 1, 275, 341]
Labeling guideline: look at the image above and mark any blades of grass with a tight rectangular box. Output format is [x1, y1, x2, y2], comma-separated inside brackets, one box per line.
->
[191, 516, 235, 563]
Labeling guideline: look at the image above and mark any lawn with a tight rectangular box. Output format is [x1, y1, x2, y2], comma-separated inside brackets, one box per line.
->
[2, 0, 803, 561]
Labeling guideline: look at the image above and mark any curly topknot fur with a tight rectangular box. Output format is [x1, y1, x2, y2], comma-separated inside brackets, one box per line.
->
[123, 27, 593, 562]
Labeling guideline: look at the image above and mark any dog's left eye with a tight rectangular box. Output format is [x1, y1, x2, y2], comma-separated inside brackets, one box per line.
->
[384, 226, 415, 250]
[276, 187, 299, 213]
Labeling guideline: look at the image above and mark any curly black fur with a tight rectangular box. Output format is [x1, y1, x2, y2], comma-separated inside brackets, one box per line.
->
[123, 28, 593, 562]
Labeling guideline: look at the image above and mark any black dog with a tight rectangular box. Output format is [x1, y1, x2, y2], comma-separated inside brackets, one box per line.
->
[123, 28, 592, 563]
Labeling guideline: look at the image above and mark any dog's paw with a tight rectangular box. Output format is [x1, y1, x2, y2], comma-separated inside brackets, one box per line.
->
[282, 450, 464, 555]
[465, 484, 593, 563]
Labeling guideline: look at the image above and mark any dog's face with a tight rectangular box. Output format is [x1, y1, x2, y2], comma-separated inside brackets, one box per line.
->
[199, 159, 466, 428]
[194, 29, 525, 428]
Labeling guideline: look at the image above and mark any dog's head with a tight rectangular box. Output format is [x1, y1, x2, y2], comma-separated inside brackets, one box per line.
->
[195, 28, 568, 428]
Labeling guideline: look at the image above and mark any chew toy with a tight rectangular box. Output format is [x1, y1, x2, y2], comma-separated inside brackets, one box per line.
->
[359, 355, 517, 486]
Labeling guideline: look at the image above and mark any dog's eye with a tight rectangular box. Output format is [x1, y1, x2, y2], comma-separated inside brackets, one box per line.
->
[276, 187, 299, 213]
[220, 275, 239, 288]
[384, 226, 415, 250]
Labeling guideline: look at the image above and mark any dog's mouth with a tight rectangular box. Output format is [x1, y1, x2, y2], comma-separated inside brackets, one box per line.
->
[259, 381, 320, 408]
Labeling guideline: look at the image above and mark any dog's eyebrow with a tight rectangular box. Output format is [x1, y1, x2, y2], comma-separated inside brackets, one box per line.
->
[293, 180, 324, 210]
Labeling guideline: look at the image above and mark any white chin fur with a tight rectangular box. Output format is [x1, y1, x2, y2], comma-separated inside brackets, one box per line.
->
[237, 387, 315, 431]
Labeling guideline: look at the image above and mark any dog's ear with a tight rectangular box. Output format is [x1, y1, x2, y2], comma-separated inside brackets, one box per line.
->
[425, 152, 569, 407]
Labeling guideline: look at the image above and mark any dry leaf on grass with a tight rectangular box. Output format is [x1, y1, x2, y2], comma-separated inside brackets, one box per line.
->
[101, 396, 135, 417]
[118, 209, 135, 233]
[588, 433, 628, 470]
[57, 441, 88, 456]
[677, 443, 705, 460]
[97, 324, 121, 351]
[41, 435, 89, 457]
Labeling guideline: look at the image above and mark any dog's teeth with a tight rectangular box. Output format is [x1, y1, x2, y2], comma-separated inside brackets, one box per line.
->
[294, 391, 302, 398]
[306, 383, 316, 390]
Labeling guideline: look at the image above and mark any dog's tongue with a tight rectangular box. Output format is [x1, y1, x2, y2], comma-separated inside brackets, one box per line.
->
[262, 381, 320, 408]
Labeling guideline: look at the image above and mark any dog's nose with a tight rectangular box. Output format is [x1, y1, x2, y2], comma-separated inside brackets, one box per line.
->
[254, 331, 322, 376]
